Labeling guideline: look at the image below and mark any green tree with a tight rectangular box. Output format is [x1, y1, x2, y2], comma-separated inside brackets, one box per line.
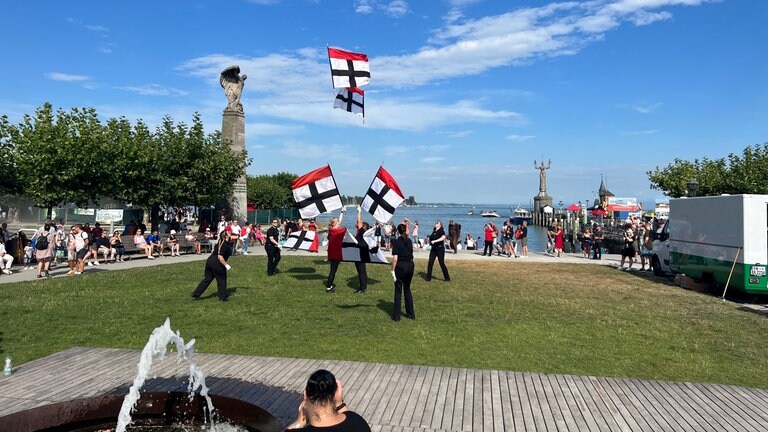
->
[0, 115, 22, 195]
[9, 104, 107, 218]
[247, 172, 296, 209]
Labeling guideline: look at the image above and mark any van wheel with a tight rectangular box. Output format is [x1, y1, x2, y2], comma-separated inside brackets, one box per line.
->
[652, 256, 663, 276]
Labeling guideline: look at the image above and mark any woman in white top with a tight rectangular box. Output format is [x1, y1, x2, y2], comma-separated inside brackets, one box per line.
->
[133, 230, 154, 260]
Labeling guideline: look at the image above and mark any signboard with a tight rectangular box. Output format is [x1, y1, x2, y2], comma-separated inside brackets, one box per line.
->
[96, 209, 124, 223]
[74, 208, 95, 216]
[606, 197, 639, 212]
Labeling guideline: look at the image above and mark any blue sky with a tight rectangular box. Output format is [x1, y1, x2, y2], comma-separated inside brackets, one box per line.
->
[2, 0, 766, 208]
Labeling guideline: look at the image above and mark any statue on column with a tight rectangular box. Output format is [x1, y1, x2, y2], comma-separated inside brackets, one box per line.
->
[534, 158, 551, 195]
[220, 65, 248, 113]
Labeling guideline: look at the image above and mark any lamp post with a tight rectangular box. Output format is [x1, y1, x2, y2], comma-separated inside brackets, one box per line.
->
[687, 178, 699, 197]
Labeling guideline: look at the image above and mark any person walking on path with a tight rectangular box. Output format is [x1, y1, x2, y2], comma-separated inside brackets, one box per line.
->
[426, 220, 450, 282]
[191, 230, 234, 301]
[391, 223, 415, 321]
[265, 218, 282, 276]
[34, 222, 55, 278]
[592, 225, 604, 260]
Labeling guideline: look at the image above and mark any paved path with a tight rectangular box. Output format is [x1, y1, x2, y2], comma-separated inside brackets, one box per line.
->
[0, 244, 632, 285]
[1, 347, 767, 431]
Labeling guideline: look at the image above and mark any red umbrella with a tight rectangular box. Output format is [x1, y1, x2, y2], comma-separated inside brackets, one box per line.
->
[591, 208, 606, 216]
[566, 203, 581, 212]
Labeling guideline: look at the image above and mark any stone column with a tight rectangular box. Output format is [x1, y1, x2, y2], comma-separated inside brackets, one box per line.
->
[221, 110, 247, 223]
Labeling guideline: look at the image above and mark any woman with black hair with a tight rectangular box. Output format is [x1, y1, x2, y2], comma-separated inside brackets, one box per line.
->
[426, 220, 450, 282]
[191, 230, 234, 302]
[285, 369, 371, 431]
[391, 223, 415, 321]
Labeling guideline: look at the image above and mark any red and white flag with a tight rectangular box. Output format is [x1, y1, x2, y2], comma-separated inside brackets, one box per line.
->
[327, 227, 388, 264]
[292, 165, 343, 219]
[328, 47, 371, 89]
[283, 229, 317, 251]
[334, 87, 364, 117]
[361, 166, 405, 223]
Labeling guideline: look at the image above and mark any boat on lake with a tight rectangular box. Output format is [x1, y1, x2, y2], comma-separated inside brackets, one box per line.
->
[481, 210, 500, 218]
[510, 206, 533, 225]
[467, 209, 474, 215]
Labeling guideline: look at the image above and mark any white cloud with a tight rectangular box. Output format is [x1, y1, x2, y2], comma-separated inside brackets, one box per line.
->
[506, 134, 535, 141]
[246, 122, 306, 136]
[633, 102, 663, 114]
[84, 24, 108, 32]
[447, 130, 473, 138]
[354, 0, 409, 17]
[45, 72, 89, 82]
[385, 1, 409, 18]
[421, 156, 445, 163]
[117, 84, 189, 96]
[621, 129, 660, 135]
[355, 0, 375, 14]
[370, 0, 713, 88]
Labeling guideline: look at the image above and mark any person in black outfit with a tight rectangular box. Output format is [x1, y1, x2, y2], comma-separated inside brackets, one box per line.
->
[426, 220, 450, 281]
[448, 220, 461, 253]
[191, 230, 234, 301]
[592, 225, 604, 260]
[265, 218, 282, 276]
[285, 369, 371, 431]
[353, 207, 370, 293]
[391, 223, 415, 321]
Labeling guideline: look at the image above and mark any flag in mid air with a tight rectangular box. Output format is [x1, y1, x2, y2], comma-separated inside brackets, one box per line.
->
[328, 47, 371, 89]
[361, 166, 405, 223]
[283, 230, 317, 251]
[291, 165, 343, 219]
[334, 87, 364, 117]
[327, 227, 388, 264]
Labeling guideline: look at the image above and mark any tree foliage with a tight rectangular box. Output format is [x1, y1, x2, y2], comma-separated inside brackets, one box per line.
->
[647, 142, 768, 197]
[2, 103, 248, 219]
[247, 172, 296, 209]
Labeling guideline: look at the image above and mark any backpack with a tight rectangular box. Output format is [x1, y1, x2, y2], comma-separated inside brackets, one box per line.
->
[36, 232, 49, 250]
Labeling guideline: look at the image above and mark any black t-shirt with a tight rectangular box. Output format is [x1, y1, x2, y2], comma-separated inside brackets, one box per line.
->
[298, 411, 372, 432]
[208, 241, 233, 265]
[266, 226, 280, 248]
[521, 226, 528, 238]
[428, 227, 446, 249]
[96, 237, 111, 248]
[392, 236, 413, 261]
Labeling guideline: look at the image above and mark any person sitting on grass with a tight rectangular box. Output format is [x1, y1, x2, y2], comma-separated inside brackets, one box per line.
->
[285, 369, 371, 431]
[133, 229, 154, 260]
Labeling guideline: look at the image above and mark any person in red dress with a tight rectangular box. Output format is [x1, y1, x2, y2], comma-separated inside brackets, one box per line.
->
[308, 218, 319, 253]
[554, 224, 564, 257]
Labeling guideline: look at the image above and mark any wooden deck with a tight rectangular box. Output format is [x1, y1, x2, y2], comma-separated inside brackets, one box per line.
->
[1, 347, 767, 431]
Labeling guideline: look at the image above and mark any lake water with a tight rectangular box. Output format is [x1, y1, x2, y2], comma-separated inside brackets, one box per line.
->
[314, 205, 552, 253]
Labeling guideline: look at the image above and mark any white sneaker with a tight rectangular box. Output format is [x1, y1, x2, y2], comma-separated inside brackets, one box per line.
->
[148, 256, 155, 260]
[74, 271, 82, 275]
[94, 261, 100, 266]
[87, 262, 93, 267]
[2, 269, 10, 275]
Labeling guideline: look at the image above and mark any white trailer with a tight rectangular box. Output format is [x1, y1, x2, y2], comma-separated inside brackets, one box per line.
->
[651, 194, 768, 295]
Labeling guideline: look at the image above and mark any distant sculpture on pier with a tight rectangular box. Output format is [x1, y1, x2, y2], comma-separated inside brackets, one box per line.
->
[534, 158, 551, 196]
[220, 65, 247, 113]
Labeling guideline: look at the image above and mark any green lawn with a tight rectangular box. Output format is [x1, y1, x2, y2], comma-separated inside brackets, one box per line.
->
[1, 256, 766, 389]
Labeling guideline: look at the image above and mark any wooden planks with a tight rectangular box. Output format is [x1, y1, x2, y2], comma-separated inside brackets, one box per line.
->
[1, 348, 767, 432]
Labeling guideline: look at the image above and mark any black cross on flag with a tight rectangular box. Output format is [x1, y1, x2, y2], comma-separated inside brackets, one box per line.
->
[361, 166, 405, 223]
[283, 230, 317, 251]
[291, 165, 343, 219]
[334, 87, 364, 117]
[328, 47, 371, 89]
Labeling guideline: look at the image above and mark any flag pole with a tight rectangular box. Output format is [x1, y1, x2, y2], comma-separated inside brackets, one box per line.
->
[326, 44, 335, 89]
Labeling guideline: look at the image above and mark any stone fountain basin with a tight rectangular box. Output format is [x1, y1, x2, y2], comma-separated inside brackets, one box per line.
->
[0, 391, 282, 432]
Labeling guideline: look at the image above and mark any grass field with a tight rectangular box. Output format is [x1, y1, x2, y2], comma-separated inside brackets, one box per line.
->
[1, 256, 766, 389]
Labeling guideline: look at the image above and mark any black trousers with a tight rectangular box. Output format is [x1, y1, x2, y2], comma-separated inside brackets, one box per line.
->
[427, 247, 450, 280]
[483, 240, 494, 256]
[449, 233, 460, 253]
[327, 260, 367, 291]
[192, 261, 227, 300]
[393, 261, 414, 319]
[266, 246, 281, 275]
[593, 241, 602, 259]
